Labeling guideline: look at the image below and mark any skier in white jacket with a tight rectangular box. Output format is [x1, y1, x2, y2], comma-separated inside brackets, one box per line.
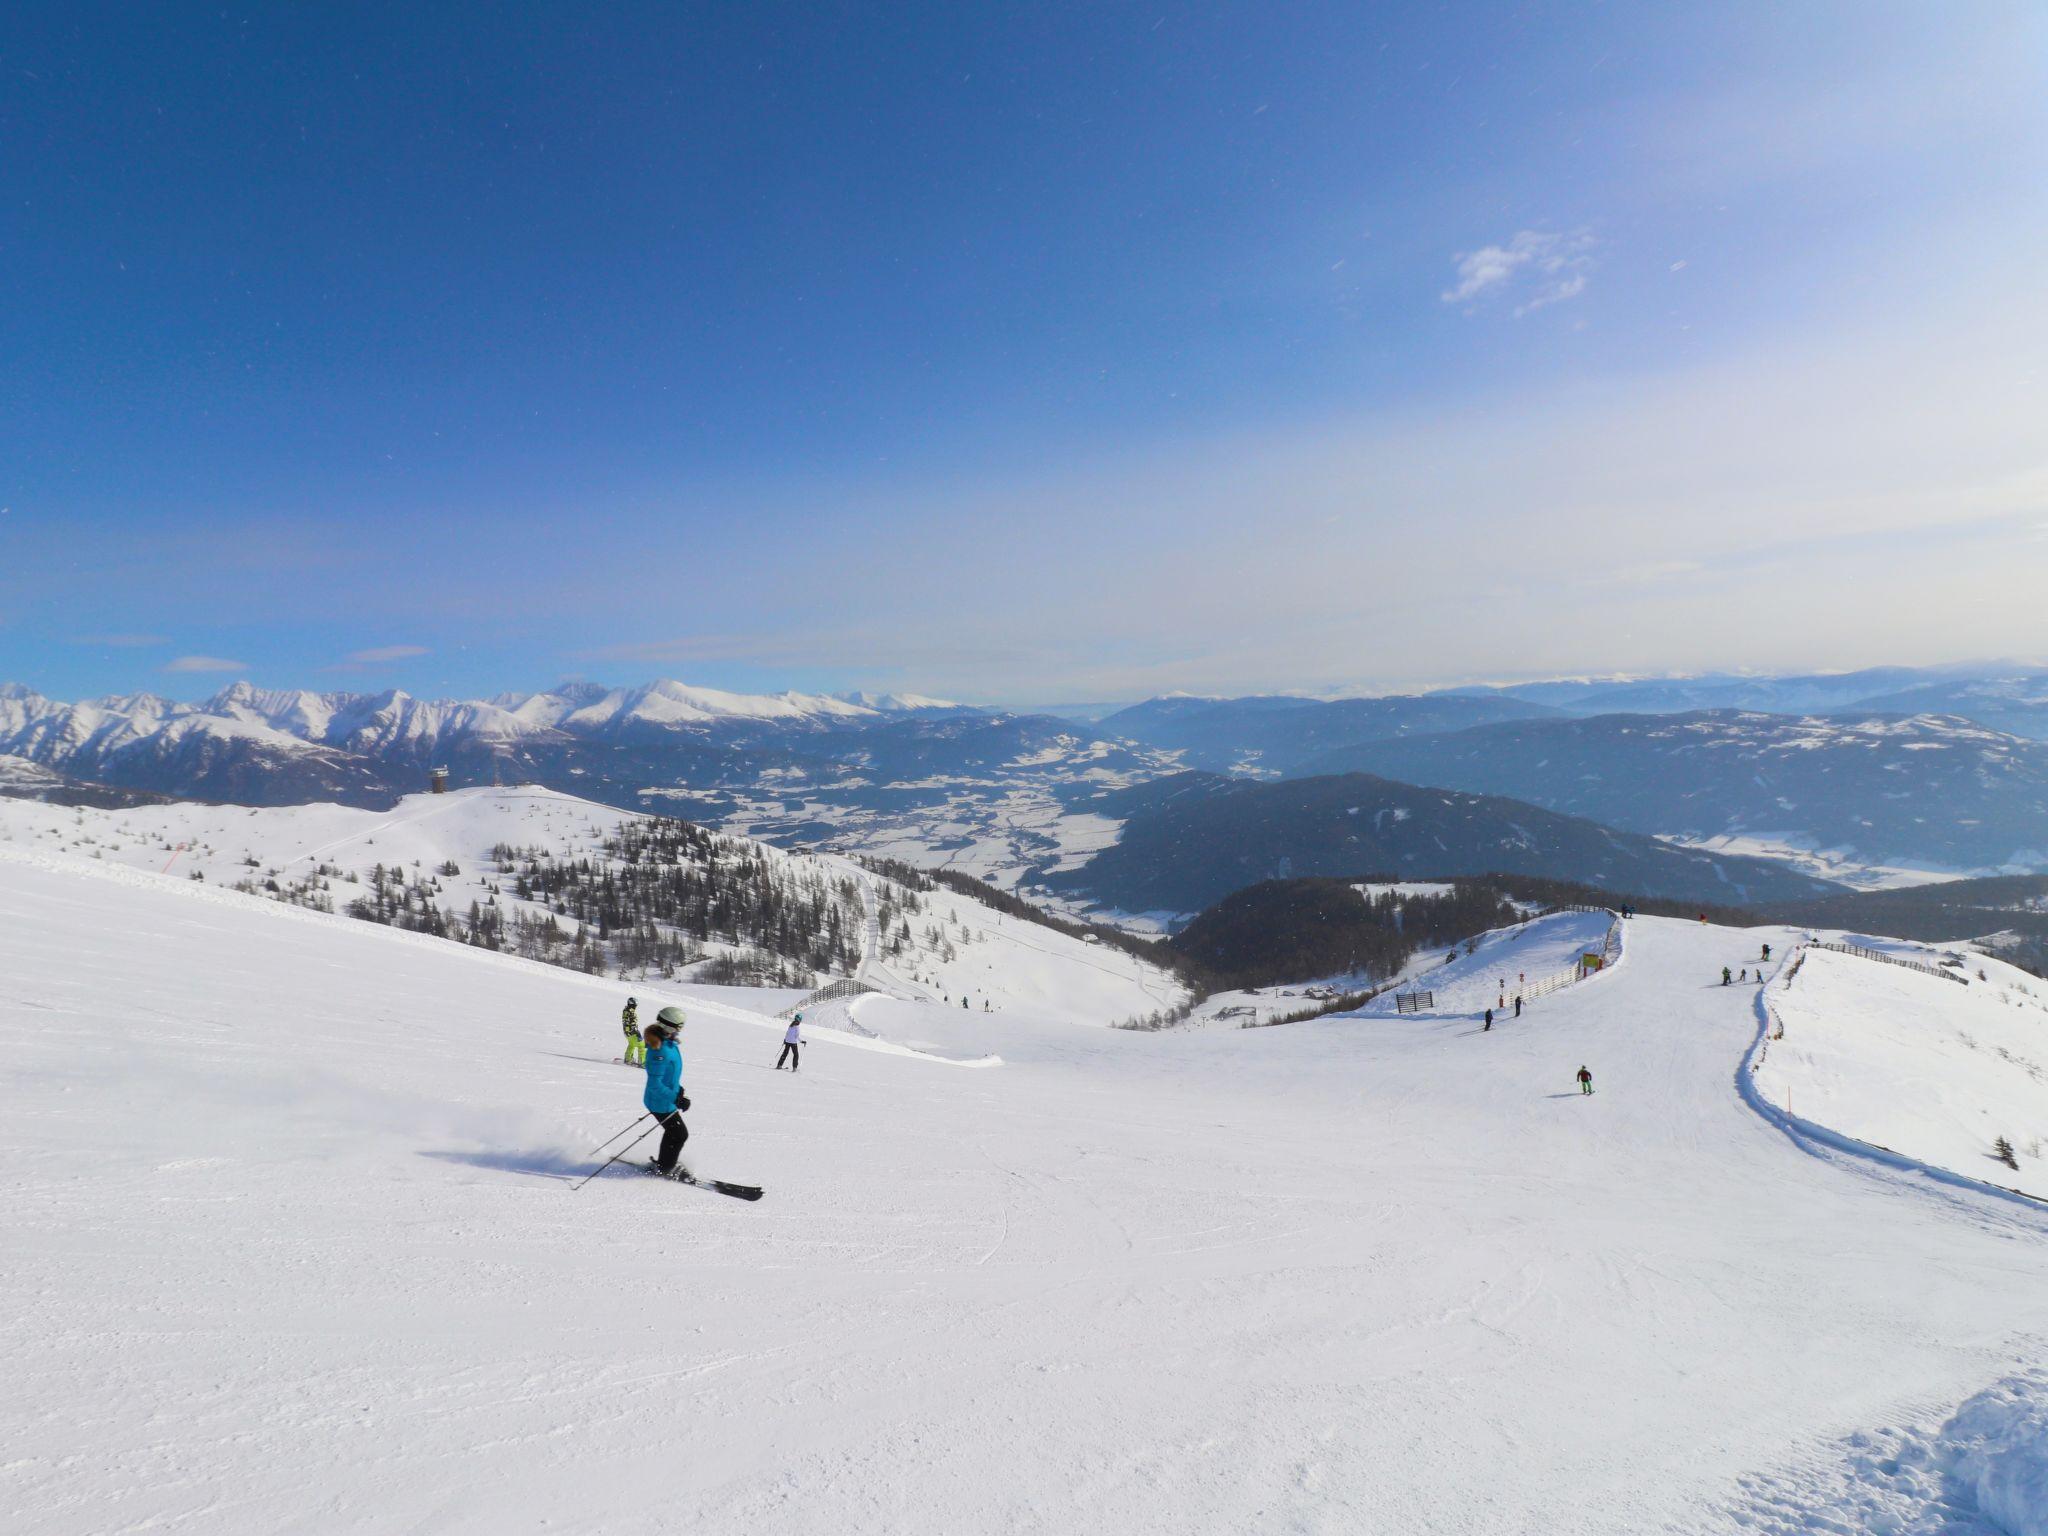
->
[776, 1012, 803, 1073]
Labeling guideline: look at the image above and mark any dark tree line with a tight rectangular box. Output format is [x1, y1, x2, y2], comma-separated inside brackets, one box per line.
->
[493, 816, 862, 978]
[1169, 878, 1525, 991]
[304, 813, 861, 987]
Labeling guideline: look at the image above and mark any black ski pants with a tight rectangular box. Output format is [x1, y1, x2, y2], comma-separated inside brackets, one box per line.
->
[777, 1042, 799, 1071]
[655, 1110, 689, 1173]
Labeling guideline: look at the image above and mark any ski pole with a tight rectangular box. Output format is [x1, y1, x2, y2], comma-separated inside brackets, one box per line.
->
[587, 1112, 650, 1160]
[571, 1119, 662, 1192]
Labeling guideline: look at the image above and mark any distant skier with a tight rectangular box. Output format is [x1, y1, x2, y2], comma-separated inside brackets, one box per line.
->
[1484, 1007, 1494, 1032]
[1577, 1066, 1594, 1095]
[641, 1008, 690, 1179]
[1514, 995, 1523, 1018]
[621, 996, 644, 1068]
[1739, 967, 1748, 982]
[1722, 966, 1732, 986]
[776, 1013, 802, 1072]
[1761, 942, 1772, 961]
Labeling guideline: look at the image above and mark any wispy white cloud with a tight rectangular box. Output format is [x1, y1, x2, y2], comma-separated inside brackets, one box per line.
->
[1442, 229, 1596, 314]
[340, 644, 430, 665]
[162, 655, 248, 674]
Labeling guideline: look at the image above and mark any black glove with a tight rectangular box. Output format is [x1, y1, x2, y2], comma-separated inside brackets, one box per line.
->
[676, 1096, 691, 1113]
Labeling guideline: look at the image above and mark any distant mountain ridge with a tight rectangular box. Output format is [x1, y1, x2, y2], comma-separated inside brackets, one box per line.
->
[1098, 692, 1558, 773]
[1445, 667, 1952, 716]
[1045, 769, 1840, 914]
[1292, 710, 2048, 873]
[1435, 663, 2048, 735]
[1829, 675, 2048, 740]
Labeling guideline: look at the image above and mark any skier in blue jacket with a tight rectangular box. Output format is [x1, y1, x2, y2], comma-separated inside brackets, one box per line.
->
[641, 1008, 690, 1178]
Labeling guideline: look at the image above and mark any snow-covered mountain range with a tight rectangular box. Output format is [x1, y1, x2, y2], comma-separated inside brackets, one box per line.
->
[15, 664, 2048, 905]
[0, 679, 975, 804]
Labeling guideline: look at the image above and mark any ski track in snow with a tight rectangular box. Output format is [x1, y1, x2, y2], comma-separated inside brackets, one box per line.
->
[5, 844, 2048, 1533]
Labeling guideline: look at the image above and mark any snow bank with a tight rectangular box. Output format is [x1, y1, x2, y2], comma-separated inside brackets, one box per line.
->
[1734, 1371, 2048, 1535]
[1954, 1373, 2048, 1536]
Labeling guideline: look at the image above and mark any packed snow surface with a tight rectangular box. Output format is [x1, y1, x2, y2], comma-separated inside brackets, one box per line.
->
[7, 850, 2048, 1533]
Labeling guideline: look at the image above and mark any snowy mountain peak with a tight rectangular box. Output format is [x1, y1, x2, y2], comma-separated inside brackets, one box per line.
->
[840, 690, 963, 712]
[564, 678, 881, 731]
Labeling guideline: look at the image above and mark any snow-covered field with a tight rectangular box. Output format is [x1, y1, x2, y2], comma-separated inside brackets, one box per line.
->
[678, 776, 1136, 891]
[0, 781, 627, 886]
[1665, 829, 1979, 890]
[7, 845, 2048, 1534]
[1760, 942, 2048, 1199]
[854, 875, 1182, 1027]
[0, 786, 1187, 1031]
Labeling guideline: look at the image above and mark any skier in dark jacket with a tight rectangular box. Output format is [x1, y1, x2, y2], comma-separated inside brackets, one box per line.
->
[1577, 1066, 1594, 1095]
[642, 1008, 690, 1178]
[1483, 1007, 1494, 1032]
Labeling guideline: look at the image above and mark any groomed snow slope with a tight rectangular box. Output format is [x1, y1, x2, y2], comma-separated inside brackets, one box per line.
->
[1760, 944, 2048, 1200]
[7, 851, 2048, 1534]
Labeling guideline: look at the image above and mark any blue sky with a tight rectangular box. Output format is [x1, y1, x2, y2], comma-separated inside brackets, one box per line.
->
[3, 2, 2045, 704]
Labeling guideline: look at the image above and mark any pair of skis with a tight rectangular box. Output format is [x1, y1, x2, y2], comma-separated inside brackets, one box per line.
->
[642, 1161, 763, 1201]
[572, 1114, 761, 1200]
